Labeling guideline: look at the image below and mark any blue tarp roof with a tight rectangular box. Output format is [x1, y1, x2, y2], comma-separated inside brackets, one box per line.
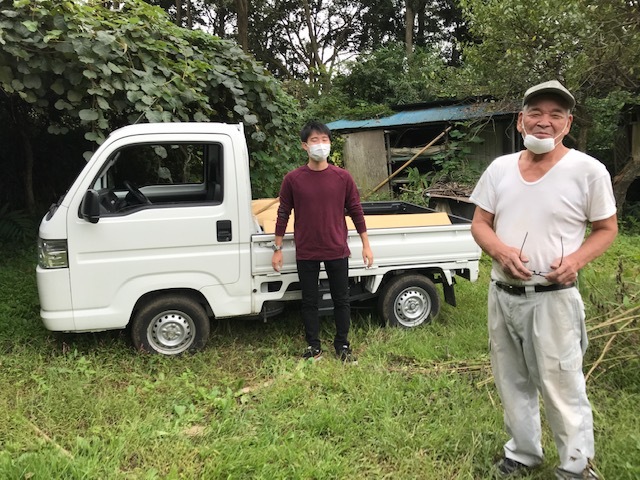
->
[327, 103, 514, 132]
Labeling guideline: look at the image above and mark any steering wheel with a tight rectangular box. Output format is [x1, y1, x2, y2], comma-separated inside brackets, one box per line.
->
[123, 180, 151, 205]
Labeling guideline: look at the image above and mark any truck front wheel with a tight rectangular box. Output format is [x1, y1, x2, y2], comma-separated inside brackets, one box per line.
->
[131, 295, 210, 355]
[378, 274, 440, 328]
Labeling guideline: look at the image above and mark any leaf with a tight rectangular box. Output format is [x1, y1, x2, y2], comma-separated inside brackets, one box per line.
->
[126, 91, 144, 102]
[47, 124, 69, 135]
[54, 99, 72, 110]
[145, 110, 163, 122]
[193, 111, 208, 122]
[82, 69, 97, 80]
[233, 105, 249, 116]
[43, 31, 63, 44]
[79, 109, 99, 121]
[24, 74, 42, 89]
[11, 79, 24, 91]
[67, 90, 83, 102]
[96, 96, 110, 110]
[243, 114, 258, 125]
[21, 20, 38, 33]
[0, 66, 13, 84]
[18, 90, 37, 103]
[96, 31, 116, 45]
[251, 131, 266, 142]
[107, 62, 122, 74]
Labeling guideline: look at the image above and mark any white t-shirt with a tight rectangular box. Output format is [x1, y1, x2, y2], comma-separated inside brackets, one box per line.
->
[470, 149, 617, 284]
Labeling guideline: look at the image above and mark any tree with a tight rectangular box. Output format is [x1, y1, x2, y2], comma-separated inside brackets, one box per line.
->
[459, 0, 640, 212]
[235, 0, 249, 50]
[0, 0, 301, 211]
[402, 0, 469, 64]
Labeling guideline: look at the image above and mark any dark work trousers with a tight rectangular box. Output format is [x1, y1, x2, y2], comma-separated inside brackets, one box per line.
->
[296, 257, 350, 352]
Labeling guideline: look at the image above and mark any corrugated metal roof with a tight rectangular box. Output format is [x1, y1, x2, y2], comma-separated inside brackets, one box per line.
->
[327, 103, 514, 132]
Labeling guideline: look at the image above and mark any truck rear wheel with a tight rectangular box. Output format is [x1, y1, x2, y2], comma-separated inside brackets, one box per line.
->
[378, 274, 440, 328]
[131, 295, 210, 355]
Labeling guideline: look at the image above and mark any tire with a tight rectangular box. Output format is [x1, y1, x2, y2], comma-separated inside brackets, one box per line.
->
[378, 274, 441, 328]
[131, 295, 210, 355]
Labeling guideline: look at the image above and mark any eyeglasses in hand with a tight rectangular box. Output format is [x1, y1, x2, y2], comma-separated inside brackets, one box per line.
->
[518, 232, 564, 277]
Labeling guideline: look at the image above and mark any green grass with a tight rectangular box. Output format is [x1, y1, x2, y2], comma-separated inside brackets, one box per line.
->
[0, 236, 639, 479]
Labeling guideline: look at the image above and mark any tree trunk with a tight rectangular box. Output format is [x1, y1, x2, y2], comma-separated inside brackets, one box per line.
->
[301, 0, 326, 90]
[236, 0, 249, 51]
[175, 0, 182, 26]
[613, 122, 640, 215]
[186, 0, 192, 29]
[405, 1, 415, 57]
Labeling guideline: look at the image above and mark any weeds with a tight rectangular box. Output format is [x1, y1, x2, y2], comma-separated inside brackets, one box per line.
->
[0, 235, 639, 479]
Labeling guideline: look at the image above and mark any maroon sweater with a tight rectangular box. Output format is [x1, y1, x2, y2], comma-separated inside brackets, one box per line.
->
[275, 164, 367, 261]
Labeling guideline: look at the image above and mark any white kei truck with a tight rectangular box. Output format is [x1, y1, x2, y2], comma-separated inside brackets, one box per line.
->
[36, 122, 481, 355]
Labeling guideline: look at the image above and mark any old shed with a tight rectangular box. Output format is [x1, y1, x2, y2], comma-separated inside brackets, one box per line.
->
[327, 100, 519, 217]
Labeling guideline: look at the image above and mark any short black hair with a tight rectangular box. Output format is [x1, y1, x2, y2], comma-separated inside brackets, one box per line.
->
[300, 120, 332, 142]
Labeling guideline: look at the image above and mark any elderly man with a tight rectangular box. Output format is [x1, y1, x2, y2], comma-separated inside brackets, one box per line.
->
[470, 81, 618, 479]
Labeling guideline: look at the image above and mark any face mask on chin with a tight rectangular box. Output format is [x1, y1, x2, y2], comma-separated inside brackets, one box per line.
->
[308, 143, 331, 162]
[521, 122, 568, 155]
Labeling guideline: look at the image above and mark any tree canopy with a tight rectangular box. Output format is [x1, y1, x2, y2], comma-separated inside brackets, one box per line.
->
[0, 0, 301, 211]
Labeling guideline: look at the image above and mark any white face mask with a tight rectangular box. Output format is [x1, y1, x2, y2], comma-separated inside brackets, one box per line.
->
[308, 143, 331, 161]
[522, 122, 568, 155]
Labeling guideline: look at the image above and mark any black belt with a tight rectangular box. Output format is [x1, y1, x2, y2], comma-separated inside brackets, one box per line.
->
[494, 280, 575, 296]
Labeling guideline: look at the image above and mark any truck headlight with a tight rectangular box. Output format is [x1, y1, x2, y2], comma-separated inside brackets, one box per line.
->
[38, 238, 68, 269]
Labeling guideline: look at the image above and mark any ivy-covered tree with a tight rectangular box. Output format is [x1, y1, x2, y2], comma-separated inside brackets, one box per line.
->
[0, 0, 301, 212]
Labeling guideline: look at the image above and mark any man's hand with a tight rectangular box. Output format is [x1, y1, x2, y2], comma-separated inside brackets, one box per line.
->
[362, 245, 374, 268]
[272, 251, 283, 272]
[544, 255, 579, 286]
[496, 246, 533, 281]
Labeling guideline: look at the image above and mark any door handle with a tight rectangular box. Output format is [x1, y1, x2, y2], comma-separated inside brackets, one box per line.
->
[217, 220, 232, 242]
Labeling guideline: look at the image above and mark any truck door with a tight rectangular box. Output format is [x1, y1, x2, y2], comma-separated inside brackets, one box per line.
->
[66, 134, 241, 330]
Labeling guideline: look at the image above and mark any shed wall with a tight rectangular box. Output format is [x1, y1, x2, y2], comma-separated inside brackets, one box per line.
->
[343, 130, 389, 196]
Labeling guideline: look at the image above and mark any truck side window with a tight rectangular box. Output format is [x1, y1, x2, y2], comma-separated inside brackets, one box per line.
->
[93, 142, 223, 215]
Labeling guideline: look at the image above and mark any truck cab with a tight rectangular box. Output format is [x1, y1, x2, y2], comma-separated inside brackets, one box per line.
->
[38, 123, 255, 354]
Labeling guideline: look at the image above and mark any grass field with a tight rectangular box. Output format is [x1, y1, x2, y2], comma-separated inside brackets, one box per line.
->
[0, 235, 638, 479]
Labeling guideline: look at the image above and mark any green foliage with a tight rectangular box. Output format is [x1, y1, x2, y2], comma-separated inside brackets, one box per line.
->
[458, 0, 640, 119]
[620, 202, 640, 236]
[306, 43, 456, 122]
[397, 125, 485, 205]
[430, 126, 485, 184]
[0, 0, 301, 201]
[583, 91, 640, 170]
[0, 204, 35, 243]
[397, 167, 436, 206]
[336, 43, 454, 106]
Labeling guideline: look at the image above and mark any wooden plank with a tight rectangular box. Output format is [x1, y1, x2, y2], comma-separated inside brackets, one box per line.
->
[252, 199, 451, 234]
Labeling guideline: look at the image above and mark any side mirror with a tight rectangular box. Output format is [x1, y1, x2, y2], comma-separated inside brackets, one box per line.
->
[80, 190, 101, 224]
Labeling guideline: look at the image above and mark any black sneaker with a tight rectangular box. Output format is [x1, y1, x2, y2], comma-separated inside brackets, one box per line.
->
[494, 457, 533, 477]
[336, 345, 357, 363]
[302, 346, 323, 360]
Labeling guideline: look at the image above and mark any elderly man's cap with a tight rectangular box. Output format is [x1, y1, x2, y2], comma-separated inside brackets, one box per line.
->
[522, 80, 575, 110]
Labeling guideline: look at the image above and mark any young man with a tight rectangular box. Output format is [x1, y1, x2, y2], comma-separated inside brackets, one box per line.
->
[469, 81, 618, 479]
[272, 121, 374, 361]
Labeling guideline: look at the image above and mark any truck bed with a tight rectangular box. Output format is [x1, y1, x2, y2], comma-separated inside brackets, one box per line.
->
[250, 200, 481, 281]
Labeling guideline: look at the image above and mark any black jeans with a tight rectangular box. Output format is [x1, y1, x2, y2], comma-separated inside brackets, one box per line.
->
[296, 257, 350, 352]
